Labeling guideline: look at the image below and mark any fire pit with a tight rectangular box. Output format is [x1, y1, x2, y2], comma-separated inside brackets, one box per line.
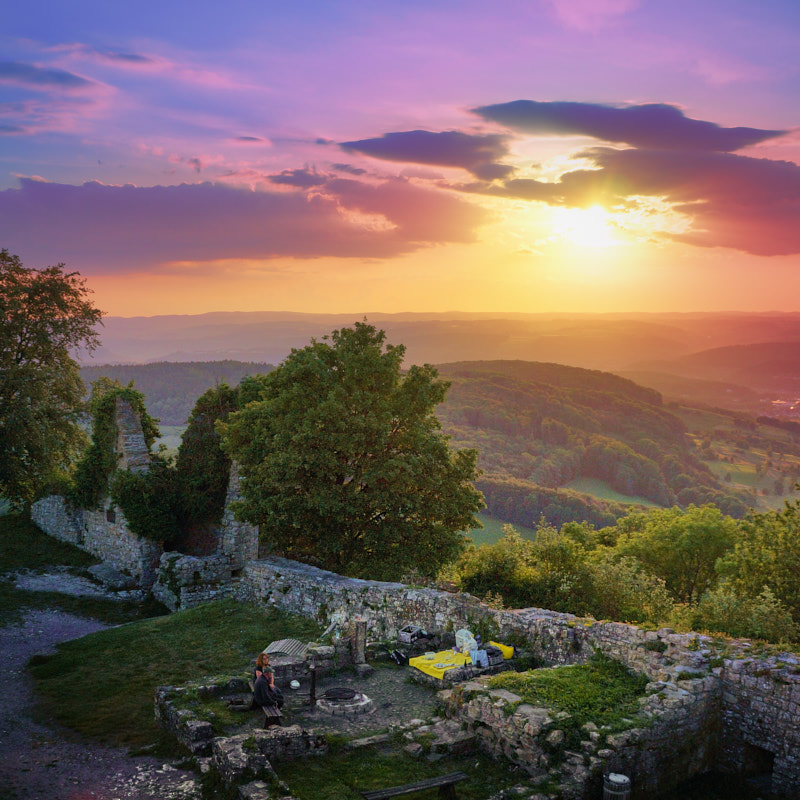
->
[315, 687, 374, 716]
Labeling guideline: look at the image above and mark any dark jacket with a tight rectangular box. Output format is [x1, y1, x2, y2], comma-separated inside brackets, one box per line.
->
[254, 673, 279, 707]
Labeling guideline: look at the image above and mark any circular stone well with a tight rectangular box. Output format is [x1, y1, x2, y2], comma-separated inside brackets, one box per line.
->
[315, 688, 374, 716]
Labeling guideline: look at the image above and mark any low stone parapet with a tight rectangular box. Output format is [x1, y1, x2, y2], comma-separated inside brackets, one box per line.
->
[212, 728, 327, 785]
[154, 676, 251, 756]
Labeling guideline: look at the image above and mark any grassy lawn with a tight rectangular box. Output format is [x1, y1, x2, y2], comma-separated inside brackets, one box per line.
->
[468, 511, 536, 546]
[29, 599, 321, 749]
[275, 745, 520, 800]
[563, 477, 660, 508]
[0, 513, 163, 628]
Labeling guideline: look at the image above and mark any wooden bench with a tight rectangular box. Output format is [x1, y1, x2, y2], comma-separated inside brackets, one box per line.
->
[262, 704, 283, 728]
[248, 681, 283, 728]
[361, 771, 468, 800]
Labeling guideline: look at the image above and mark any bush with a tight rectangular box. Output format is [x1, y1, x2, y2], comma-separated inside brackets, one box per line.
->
[672, 586, 799, 644]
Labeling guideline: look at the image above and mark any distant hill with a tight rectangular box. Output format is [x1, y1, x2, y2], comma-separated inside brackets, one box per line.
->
[82, 311, 800, 378]
[631, 341, 800, 395]
[618, 370, 763, 411]
[80, 361, 273, 425]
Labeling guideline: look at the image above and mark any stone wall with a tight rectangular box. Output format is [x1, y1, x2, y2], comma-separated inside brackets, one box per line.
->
[30, 494, 83, 546]
[441, 671, 720, 800]
[219, 461, 259, 570]
[31, 495, 162, 586]
[152, 553, 238, 611]
[719, 654, 800, 797]
[114, 397, 151, 473]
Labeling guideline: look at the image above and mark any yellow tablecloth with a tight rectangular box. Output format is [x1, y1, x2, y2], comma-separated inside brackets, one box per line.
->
[489, 640, 514, 659]
[409, 650, 471, 680]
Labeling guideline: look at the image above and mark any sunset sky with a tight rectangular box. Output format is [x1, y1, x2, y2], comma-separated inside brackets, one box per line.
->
[2, 0, 799, 316]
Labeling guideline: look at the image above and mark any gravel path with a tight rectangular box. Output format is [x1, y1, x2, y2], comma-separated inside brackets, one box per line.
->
[0, 605, 201, 800]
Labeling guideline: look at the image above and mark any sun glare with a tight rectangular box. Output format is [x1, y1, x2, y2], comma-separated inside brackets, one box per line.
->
[552, 206, 622, 248]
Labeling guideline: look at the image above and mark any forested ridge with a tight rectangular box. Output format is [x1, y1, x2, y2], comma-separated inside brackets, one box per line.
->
[436, 361, 752, 526]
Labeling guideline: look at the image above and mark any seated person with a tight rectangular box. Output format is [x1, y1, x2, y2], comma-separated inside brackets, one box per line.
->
[254, 652, 272, 684]
[254, 663, 283, 710]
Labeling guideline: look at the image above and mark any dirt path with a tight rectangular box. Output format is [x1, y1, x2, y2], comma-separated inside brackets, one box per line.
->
[0, 607, 201, 800]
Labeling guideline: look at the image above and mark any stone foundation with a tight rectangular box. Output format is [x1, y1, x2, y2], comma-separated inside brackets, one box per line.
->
[440, 669, 720, 800]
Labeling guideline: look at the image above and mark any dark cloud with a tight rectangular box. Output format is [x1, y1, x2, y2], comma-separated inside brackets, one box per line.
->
[340, 130, 514, 180]
[0, 123, 25, 134]
[236, 136, 265, 142]
[331, 163, 367, 175]
[0, 177, 488, 272]
[474, 147, 800, 255]
[268, 167, 327, 188]
[97, 51, 153, 64]
[0, 61, 94, 90]
[472, 100, 786, 152]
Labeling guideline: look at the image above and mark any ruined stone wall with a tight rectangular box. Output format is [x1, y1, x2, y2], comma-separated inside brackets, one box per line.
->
[114, 397, 151, 473]
[719, 655, 800, 797]
[30, 397, 162, 587]
[152, 553, 238, 611]
[30, 494, 84, 546]
[31, 495, 162, 585]
[442, 672, 720, 800]
[218, 461, 259, 570]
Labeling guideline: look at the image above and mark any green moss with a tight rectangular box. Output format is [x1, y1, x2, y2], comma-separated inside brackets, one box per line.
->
[488, 654, 648, 735]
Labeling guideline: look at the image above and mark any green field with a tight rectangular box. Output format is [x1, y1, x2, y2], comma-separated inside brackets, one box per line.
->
[468, 512, 536, 546]
[155, 424, 185, 455]
[563, 477, 660, 508]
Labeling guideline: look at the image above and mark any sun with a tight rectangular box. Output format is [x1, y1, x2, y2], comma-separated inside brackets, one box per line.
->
[552, 206, 622, 248]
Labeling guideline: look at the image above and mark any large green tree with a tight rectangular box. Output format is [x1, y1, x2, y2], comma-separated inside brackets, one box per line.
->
[611, 504, 739, 603]
[0, 250, 102, 507]
[219, 322, 484, 579]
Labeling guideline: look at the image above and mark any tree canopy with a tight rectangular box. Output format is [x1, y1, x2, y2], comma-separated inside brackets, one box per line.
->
[0, 250, 102, 506]
[219, 322, 484, 579]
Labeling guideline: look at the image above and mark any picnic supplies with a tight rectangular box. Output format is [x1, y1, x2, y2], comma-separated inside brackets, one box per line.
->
[409, 649, 470, 680]
[454, 629, 477, 654]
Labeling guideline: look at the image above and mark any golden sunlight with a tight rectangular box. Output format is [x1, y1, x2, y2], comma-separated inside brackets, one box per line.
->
[551, 206, 622, 248]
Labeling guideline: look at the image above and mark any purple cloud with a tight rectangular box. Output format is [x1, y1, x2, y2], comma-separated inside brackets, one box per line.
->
[331, 163, 367, 176]
[340, 130, 514, 180]
[0, 61, 95, 91]
[268, 167, 327, 188]
[472, 100, 786, 152]
[0, 177, 488, 272]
